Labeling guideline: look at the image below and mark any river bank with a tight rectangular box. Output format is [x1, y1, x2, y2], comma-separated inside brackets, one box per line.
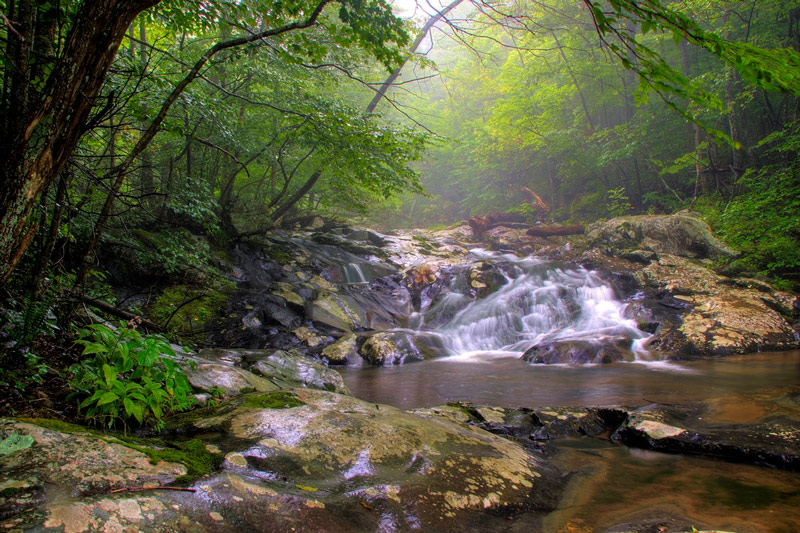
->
[2, 213, 799, 531]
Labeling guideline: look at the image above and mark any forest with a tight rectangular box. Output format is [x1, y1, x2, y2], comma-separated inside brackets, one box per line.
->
[1, 0, 798, 308]
[1, 0, 800, 529]
[0, 0, 797, 413]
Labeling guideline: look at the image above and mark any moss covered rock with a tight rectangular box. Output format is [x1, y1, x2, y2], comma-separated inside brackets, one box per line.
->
[308, 291, 366, 332]
[0, 419, 187, 520]
[640, 254, 799, 355]
[359, 332, 424, 366]
[321, 334, 358, 364]
[588, 213, 735, 260]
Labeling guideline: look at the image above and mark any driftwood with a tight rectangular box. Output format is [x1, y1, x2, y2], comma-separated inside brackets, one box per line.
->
[520, 187, 550, 219]
[526, 225, 585, 237]
[83, 297, 165, 332]
[467, 213, 527, 237]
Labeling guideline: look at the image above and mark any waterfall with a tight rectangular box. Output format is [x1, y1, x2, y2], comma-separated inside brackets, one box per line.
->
[341, 263, 370, 284]
[416, 252, 650, 362]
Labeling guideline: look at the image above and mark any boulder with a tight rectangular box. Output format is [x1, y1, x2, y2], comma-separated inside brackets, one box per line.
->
[308, 291, 366, 332]
[522, 339, 634, 365]
[588, 213, 736, 260]
[2, 392, 563, 532]
[639, 254, 799, 355]
[0, 419, 186, 520]
[359, 332, 424, 366]
[195, 348, 349, 395]
[611, 403, 800, 471]
[321, 334, 358, 364]
[183, 359, 279, 397]
[247, 349, 349, 394]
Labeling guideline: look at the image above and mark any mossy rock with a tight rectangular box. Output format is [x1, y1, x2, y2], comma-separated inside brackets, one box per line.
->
[149, 280, 236, 341]
[240, 391, 305, 409]
[308, 291, 366, 332]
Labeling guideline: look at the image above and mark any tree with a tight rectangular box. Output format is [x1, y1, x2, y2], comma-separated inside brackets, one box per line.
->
[0, 0, 158, 284]
[0, 0, 410, 287]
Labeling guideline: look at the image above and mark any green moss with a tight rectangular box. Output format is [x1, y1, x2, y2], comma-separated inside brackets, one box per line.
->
[264, 245, 293, 264]
[17, 418, 223, 484]
[19, 418, 92, 435]
[239, 387, 256, 394]
[0, 486, 27, 498]
[142, 439, 224, 484]
[446, 401, 484, 423]
[149, 280, 235, 339]
[241, 391, 304, 409]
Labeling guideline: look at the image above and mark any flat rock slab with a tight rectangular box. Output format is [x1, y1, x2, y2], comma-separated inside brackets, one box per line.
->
[2, 391, 563, 532]
[0, 419, 186, 521]
[611, 402, 800, 471]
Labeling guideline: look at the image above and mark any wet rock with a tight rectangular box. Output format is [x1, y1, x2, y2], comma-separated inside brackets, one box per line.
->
[530, 408, 610, 440]
[4, 393, 563, 532]
[245, 349, 349, 394]
[522, 339, 634, 365]
[321, 334, 358, 364]
[611, 404, 800, 471]
[640, 254, 799, 355]
[183, 357, 279, 396]
[176, 389, 561, 530]
[0, 419, 186, 520]
[308, 291, 366, 332]
[588, 213, 736, 260]
[359, 332, 425, 366]
[466, 261, 507, 298]
[292, 325, 324, 347]
[196, 348, 348, 395]
[270, 281, 306, 308]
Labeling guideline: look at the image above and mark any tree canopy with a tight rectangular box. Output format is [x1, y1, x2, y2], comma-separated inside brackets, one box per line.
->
[1, 0, 799, 303]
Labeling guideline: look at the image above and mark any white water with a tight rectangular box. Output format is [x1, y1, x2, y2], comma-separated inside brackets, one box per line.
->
[417, 252, 650, 360]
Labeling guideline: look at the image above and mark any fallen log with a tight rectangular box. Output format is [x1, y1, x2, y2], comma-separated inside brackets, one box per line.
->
[468, 213, 527, 237]
[526, 225, 585, 237]
[83, 297, 165, 332]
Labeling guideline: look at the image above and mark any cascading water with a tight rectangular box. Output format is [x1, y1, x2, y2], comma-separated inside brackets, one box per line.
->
[414, 251, 650, 362]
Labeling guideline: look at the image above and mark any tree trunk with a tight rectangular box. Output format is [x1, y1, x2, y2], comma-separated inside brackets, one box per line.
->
[526, 225, 585, 237]
[0, 0, 159, 285]
[365, 0, 463, 113]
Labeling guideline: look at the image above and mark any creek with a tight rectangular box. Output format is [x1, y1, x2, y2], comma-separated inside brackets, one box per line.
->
[331, 248, 800, 531]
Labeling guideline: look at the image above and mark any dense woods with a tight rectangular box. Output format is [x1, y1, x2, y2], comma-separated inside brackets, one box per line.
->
[374, 0, 800, 285]
[0, 0, 799, 417]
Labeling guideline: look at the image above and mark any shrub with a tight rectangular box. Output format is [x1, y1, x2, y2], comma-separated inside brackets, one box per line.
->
[68, 323, 195, 431]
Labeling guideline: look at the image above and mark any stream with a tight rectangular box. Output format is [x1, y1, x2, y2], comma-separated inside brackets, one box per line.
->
[332, 248, 800, 531]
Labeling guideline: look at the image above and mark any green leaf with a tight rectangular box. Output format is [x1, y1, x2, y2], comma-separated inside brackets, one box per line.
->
[102, 364, 117, 385]
[96, 392, 120, 407]
[124, 397, 136, 417]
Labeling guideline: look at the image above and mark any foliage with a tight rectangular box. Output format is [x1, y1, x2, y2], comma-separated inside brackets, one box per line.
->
[68, 323, 195, 430]
[717, 123, 800, 284]
[0, 292, 59, 392]
[606, 188, 633, 217]
[107, 229, 214, 280]
[149, 282, 235, 339]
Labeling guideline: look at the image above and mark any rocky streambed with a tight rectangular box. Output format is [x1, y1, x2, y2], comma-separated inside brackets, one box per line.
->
[2, 213, 800, 531]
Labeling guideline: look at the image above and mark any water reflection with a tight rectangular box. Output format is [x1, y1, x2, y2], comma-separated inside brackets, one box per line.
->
[339, 350, 800, 411]
[547, 437, 800, 532]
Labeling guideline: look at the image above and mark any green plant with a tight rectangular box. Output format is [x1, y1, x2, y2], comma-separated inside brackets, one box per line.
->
[507, 202, 538, 222]
[68, 323, 195, 431]
[0, 297, 54, 391]
[606, 187, 633, 217]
